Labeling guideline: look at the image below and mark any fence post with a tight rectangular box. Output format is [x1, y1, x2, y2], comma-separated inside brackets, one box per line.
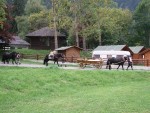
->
[21, 54, 24, 59]
[37, 54, 39, 60]
[71, 56, 73, 62]
[147, 60, 149, 66]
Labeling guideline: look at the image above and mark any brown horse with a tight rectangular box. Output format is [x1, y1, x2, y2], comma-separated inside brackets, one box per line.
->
[106, 56, 127, 70]
[2, 51, 21, 64]
[43, 53, 65, 66]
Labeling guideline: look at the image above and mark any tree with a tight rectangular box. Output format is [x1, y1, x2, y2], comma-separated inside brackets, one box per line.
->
[16, 0, 48, 39]
[0, 0, 14, 42]
[0, 0, 6, 29]
[25, 0, 46, 15]
[13, 0, 27, 16]
[133, 0, 150, 47]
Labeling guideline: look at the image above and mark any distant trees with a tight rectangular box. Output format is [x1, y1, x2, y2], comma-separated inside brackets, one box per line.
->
[133, 0, 150, 47]
[0, 0, 6, 29]
[11, 0, 150, 49]
[0, 0, 14, 42]
[13, 0, 27, 16]
[16, 0, 48, 38]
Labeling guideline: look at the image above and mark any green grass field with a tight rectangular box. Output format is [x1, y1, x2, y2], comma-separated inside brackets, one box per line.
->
[0, 67, 150, 113]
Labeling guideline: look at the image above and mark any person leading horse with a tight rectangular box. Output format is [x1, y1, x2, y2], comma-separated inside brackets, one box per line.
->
[43, 51, 65, 66]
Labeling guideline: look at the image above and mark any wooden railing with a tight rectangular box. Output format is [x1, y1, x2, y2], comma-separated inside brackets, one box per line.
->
[20, 54, 150, 66]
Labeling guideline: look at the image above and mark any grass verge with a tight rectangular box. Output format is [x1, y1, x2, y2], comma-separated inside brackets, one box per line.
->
[0, 67, 150, 113]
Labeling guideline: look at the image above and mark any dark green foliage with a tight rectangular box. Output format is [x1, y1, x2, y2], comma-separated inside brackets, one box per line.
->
[133, 0, 150, 47]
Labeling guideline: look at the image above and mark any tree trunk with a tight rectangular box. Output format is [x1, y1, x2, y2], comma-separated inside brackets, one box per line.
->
[82, 37, 86, 50]
[52, 0, 58, 49]
[98, 22, 102, 46]
[54, 16, 58, 49]
[75, 15, 79, 47]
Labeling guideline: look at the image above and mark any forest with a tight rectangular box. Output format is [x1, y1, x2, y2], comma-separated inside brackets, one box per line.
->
[0, 0, 150, 49]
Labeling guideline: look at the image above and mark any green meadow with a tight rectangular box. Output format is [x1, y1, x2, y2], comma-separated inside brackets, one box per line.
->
[0, 67, 150, 113]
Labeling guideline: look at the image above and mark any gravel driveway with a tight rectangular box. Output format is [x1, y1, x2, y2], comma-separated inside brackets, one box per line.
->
[0, 60, 150, 71]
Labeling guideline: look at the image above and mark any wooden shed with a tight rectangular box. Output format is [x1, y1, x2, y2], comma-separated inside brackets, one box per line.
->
[129, 46, 146, 59]
[139, 48, 150, 66]
[26, 27, 66, 50]
[55, 46, 82, 62]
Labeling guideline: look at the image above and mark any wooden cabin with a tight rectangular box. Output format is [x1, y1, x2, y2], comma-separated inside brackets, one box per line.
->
[129, 46, 146, 59]
[26, 27, 66, 50]
[9, 36, 30, 49]
[55, 46, 82, 62]
[139, 48, 150, 66]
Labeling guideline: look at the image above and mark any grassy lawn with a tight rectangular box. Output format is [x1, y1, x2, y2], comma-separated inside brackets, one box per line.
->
[0, 67, 150, 113]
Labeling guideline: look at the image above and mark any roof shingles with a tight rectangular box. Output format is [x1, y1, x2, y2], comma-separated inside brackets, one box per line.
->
[26, 27, 65, 37]
[93, 45, 127, 51]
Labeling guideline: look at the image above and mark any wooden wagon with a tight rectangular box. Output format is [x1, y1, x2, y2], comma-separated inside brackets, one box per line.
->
[77, 58, 103, 69]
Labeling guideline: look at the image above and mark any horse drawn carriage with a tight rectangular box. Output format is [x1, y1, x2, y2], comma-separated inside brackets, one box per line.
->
[77, 58, 103, 69]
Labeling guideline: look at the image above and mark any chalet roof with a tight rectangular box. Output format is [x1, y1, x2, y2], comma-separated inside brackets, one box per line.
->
[140, 48, 150, 55]
[93, 45, 128, 51]
[129, 46, 145, 54]
[26, 27, 65, 37]
[9, 36, 30, 45]
[55, 46, 82, 51]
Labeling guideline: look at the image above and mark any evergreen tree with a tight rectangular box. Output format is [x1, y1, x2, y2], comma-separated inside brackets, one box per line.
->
[133, 0, 150, 47]
[0, 0, 6, 29]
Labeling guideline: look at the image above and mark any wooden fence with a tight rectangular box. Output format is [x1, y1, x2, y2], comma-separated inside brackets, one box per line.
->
[20, 54, 150, 66]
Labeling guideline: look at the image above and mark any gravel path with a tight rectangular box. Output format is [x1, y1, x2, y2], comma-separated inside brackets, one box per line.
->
[0, 60, 150, 71]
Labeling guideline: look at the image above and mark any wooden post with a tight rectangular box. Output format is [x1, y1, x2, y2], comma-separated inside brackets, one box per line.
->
[37, 54, 39, 60]
[147, 60, 149, 66]
[72, 56, 73, 62]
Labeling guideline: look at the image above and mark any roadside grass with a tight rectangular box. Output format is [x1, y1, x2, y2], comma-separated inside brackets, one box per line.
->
[0, 67, 150, 113]
[14, 48, 49, 55]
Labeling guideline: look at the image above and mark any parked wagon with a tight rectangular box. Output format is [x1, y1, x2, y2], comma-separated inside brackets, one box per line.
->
[77, 58, 103, 69]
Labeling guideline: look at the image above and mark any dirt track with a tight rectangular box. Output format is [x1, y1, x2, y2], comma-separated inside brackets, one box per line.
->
[0, 61, 150, 71]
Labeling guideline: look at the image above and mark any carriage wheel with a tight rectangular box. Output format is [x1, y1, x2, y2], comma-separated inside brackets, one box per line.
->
[99, 63, 103, 69]
[79, 63, 84, 68]
[95, 64, 100, 69]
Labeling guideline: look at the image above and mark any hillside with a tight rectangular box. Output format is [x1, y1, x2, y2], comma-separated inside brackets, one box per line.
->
[114, 0, 141, 11]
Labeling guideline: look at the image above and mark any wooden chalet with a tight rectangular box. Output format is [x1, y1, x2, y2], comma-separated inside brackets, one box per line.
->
[26, 27, 66, 50]
[129, 46, 146, 59]
[55, 46, 82, 62]
[139, 48, 150, 66]
[9, 36, 30, 49]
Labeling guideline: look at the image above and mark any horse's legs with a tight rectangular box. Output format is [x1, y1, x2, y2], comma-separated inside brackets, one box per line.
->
[121, 64, 124, 70]
[109, 64, 111, 70]
[7, 59, 9, 64]
[131, 63, 133, 70]
[12, 59, 14, 64]
[117, 65, 120, 69]
[56, 60, 59, 66]
[46, 62, 48, 66]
